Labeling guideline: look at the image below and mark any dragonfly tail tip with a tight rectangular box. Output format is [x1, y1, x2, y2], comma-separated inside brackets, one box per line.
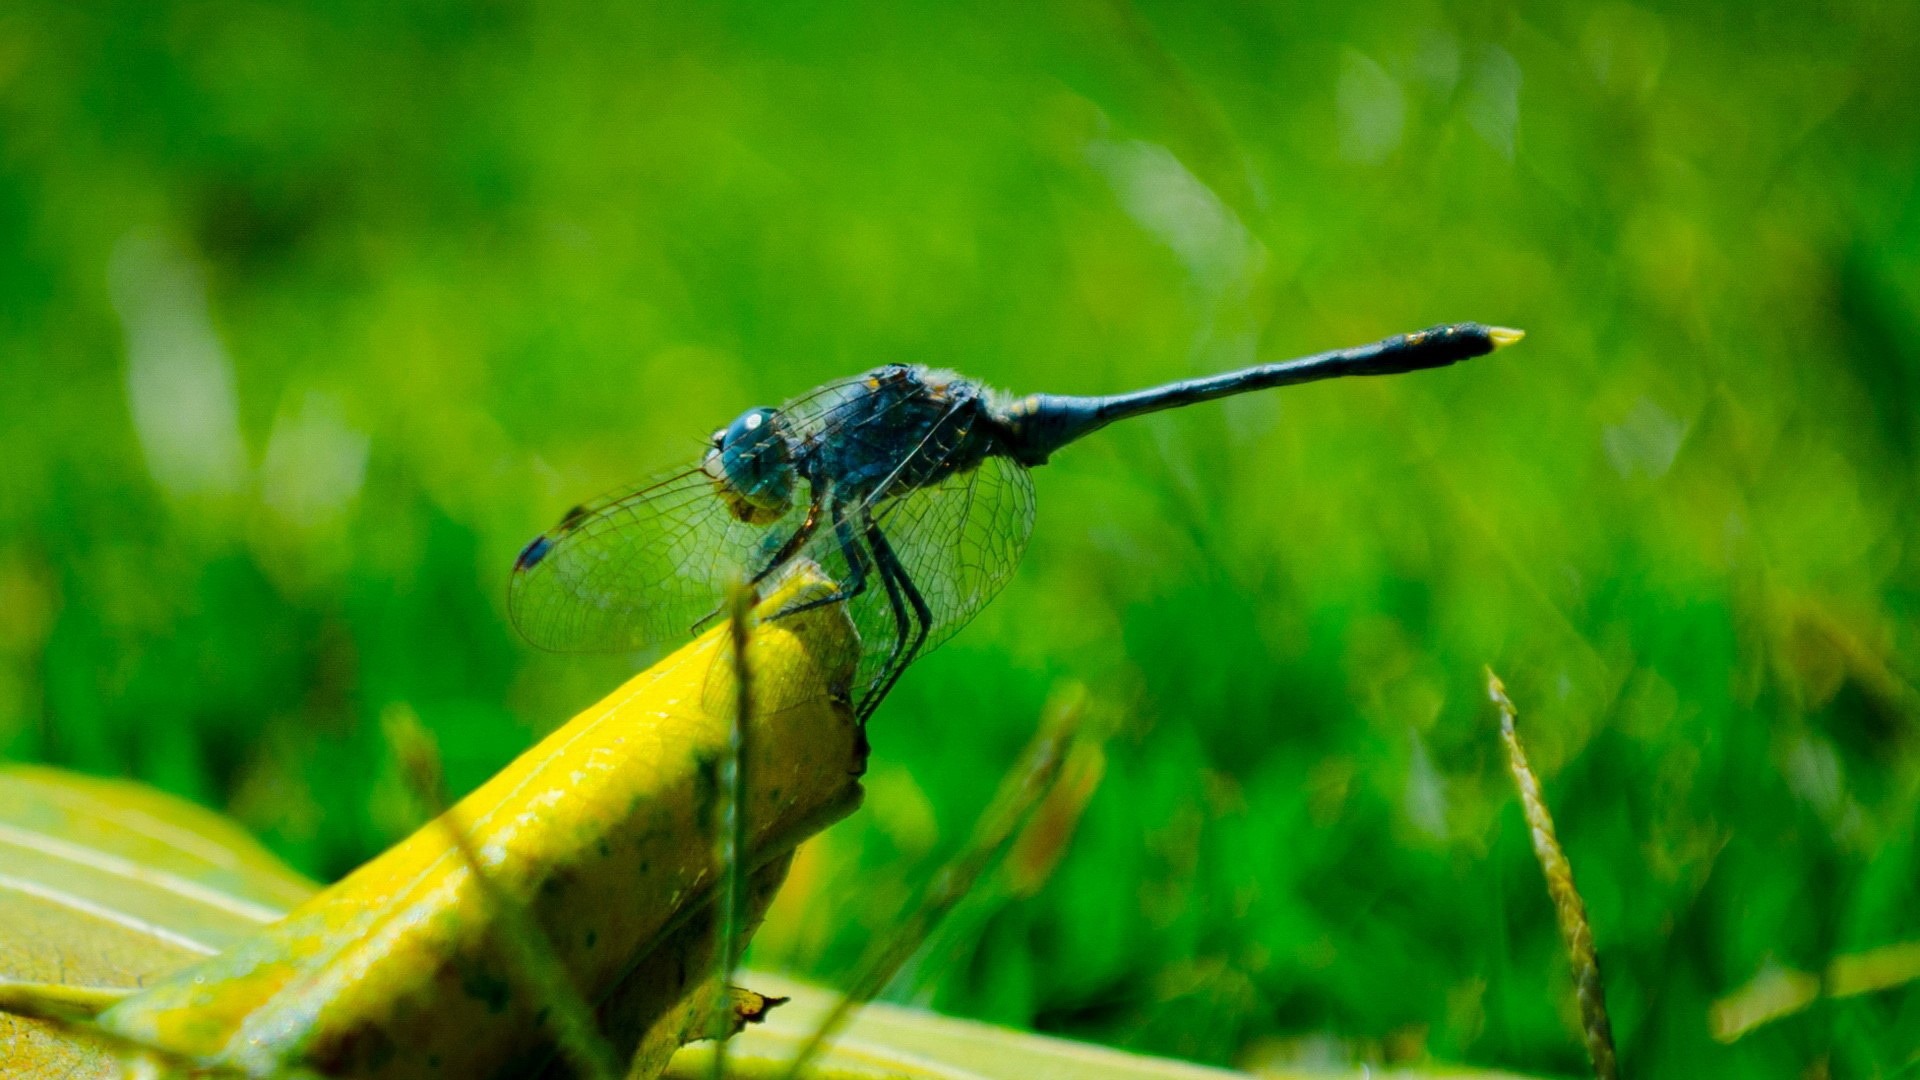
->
[1488, 326, 1526, 350]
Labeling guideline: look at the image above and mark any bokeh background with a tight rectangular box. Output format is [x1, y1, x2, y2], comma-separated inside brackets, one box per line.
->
[4, 2, 1917, 1076]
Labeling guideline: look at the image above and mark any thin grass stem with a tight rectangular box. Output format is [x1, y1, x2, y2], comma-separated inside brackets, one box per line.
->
[777, 686, 1087, 1080]
[708, 582, 758, 1080]
[385, 709, 624, 1080]
[1487, 668, 1620, 1080]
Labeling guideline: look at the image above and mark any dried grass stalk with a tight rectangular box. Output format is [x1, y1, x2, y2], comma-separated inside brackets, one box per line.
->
[1487, 668, 1620, 1080]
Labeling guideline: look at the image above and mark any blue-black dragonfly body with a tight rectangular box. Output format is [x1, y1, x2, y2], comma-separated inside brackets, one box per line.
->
[510, 322, 1521, 719]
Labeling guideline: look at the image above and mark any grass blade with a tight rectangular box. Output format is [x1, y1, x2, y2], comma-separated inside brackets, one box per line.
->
[778, 685, 1089, 1080]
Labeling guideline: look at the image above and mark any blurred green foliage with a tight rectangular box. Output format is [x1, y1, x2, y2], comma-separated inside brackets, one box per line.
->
[3, 1, 1918, 1076]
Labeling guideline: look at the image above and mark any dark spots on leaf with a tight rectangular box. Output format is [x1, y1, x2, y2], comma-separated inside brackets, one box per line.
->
[311, 1022, 398, 1074]
[639, 859, 650, 875]
[585, 929, 597, 949]
[598, 838, 611, 858]
[535, 1006, 551, 1028]
[462, 965, 513, 1014]
[427, 1055, 441, 1069]
[367, 1031, 398, 1071]
[693, 750, 721, 831]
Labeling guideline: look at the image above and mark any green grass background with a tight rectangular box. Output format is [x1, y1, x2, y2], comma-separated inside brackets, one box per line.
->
[3, 1, 1917, 1075]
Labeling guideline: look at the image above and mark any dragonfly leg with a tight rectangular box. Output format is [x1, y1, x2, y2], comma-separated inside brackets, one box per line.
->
[768, 502, 870, 620]
[856, 511, 933, 720]
[748, 500, 823, 588]
[855, 524, 913, 724]
[689, 504, 826, 635]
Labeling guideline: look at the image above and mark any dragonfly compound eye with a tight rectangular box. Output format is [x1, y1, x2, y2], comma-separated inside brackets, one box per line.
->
[703, 406, 796, 524]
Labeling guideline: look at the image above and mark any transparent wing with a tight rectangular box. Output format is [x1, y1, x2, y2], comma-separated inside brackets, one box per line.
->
[775, 369, 901, 443]
[872, 450, 1035, 658]
[508, 467, 807, 653]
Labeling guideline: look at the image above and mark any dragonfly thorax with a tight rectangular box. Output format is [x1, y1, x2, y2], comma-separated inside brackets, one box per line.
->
[810, 365, 998, 502]
[703, 406, 798, 524]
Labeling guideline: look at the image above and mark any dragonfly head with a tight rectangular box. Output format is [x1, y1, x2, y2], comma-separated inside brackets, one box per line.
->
[704, 406, 797, 525]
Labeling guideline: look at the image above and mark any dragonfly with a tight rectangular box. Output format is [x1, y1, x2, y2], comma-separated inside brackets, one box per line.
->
[510, 322, 1522, 720]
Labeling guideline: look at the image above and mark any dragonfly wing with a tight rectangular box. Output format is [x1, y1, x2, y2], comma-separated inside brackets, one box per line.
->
[509, 466, 802, 653]
[869, 450, 1036, 658]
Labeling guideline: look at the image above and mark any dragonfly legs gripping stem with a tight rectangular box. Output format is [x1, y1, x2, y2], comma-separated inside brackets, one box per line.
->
[859, 511, 932, 721]
[754, 498, 928, 723]
[752, 502, 823, 587]
[765, 502, 870, 624]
